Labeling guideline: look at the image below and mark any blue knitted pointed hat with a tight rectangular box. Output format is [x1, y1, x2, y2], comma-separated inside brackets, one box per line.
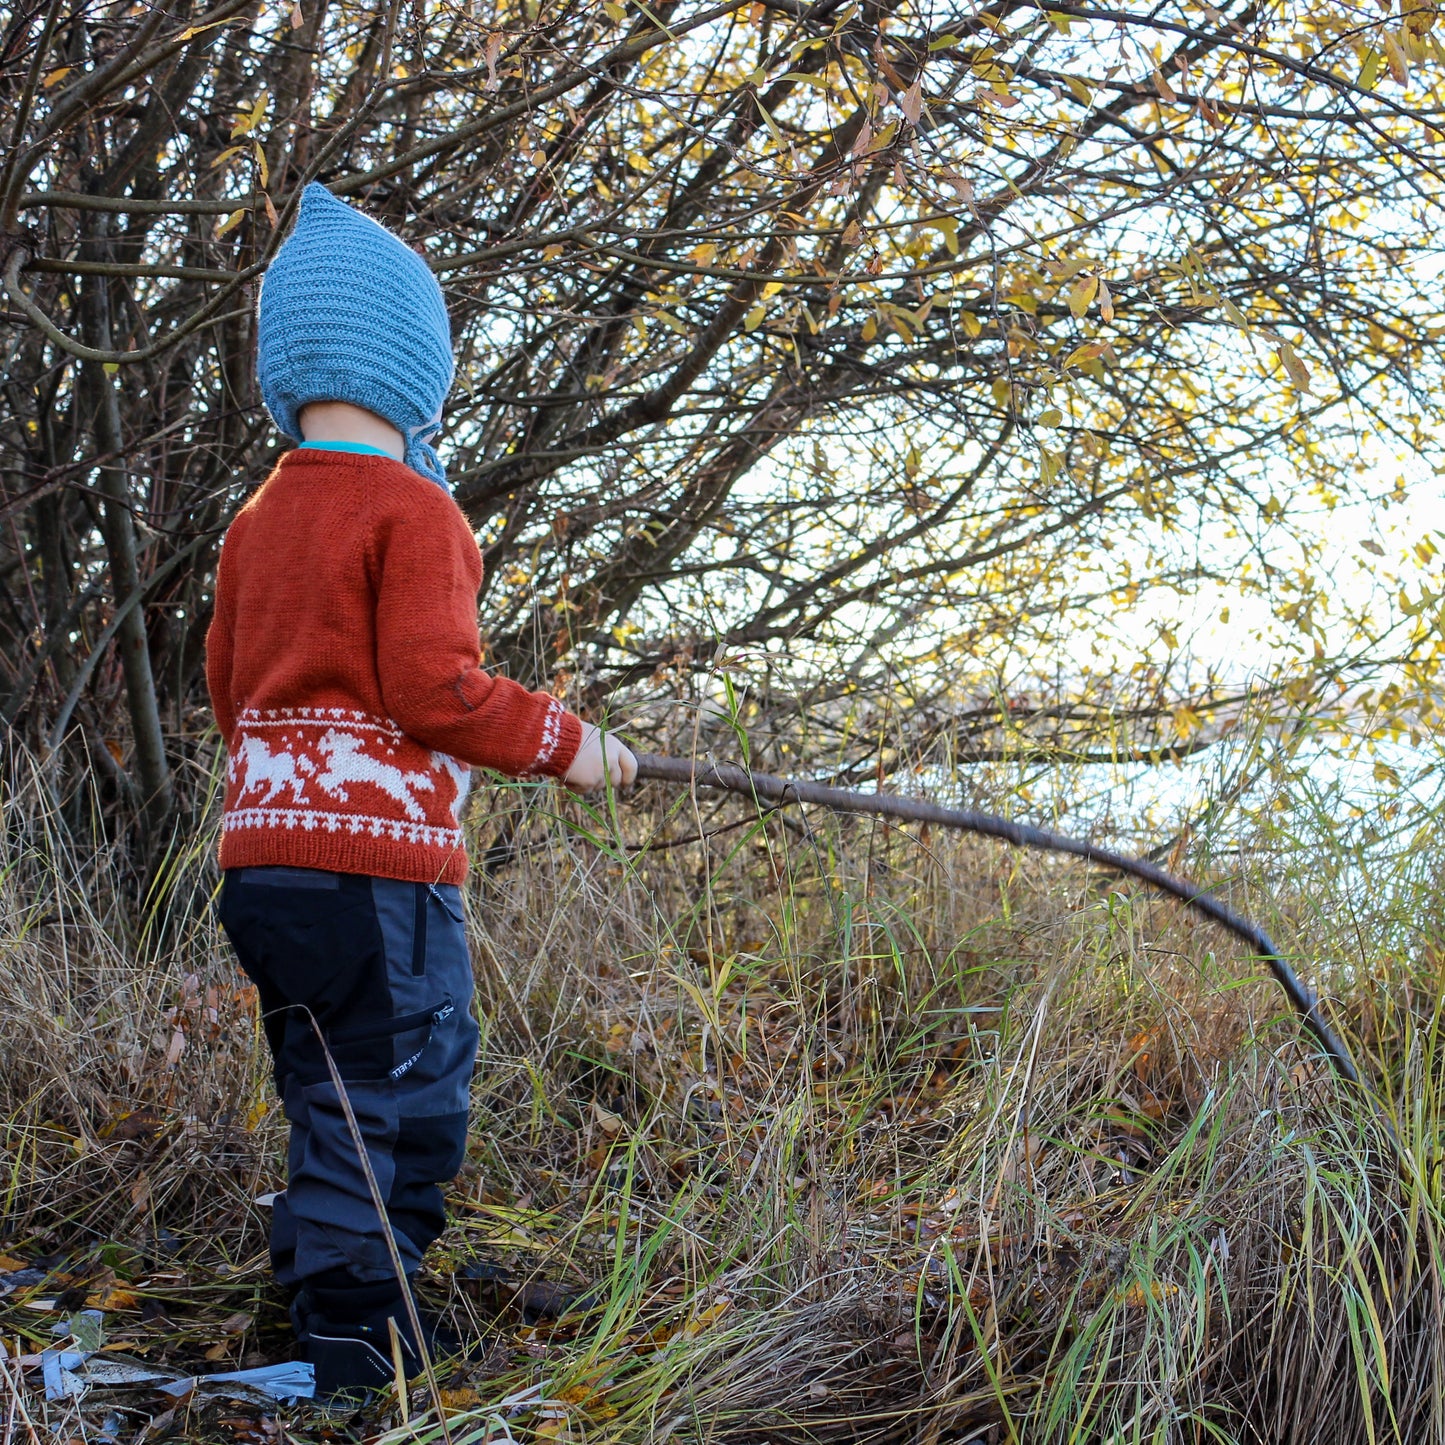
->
[257, 183, 455, 485]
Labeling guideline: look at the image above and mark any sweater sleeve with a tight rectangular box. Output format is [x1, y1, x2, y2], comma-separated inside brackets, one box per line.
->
[371, 481, 583, 778]
[205, 523, 240, 747]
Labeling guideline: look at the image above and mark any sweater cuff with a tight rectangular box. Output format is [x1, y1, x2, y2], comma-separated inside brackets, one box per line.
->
[524, 702, 584, 780]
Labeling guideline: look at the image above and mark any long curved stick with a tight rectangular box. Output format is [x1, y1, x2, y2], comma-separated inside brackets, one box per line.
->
[634, 752, 1363, 1087]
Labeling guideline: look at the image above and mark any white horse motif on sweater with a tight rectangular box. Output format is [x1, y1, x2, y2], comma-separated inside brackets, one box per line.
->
[315, 729, 435, 821]
[233, 736, 313, 804]
[431, 751, 471, 822]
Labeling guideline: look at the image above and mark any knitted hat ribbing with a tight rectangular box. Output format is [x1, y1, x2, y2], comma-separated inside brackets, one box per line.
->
[257, 184, 455, 486]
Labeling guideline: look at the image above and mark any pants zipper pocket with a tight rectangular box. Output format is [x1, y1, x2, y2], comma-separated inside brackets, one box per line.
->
[411, 884, 428, 976]
[328, 997, 455, 1081]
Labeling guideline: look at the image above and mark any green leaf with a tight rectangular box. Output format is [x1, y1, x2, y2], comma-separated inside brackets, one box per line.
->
[1220, 296, 1248, 328]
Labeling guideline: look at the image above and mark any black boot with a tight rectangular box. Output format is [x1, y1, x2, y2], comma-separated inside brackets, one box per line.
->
[303, 1319, 414, 1405]
[293, 1273, 455, 1405]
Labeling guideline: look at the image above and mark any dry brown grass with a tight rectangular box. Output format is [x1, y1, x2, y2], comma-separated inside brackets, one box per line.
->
[2, 742, 1442, 1443]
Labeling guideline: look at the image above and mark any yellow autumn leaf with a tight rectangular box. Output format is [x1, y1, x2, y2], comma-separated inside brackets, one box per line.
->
[1172, 704, 1202, 737]
[1278, 341, 1312, 392]
[1063, 339, 1109, 369]
[1384, 31, 1408, 84]
[88, 1285, 139, 1311]
[231, 90, 270, 139]
[439, 1386, 485, 1408]
[178, 17, 239, 41]
[1123, 1280, 1179, 1308]
[1068, 273, 1099, 319]
[684, 1297, 732, 1335]
[865, 119, 900, 153]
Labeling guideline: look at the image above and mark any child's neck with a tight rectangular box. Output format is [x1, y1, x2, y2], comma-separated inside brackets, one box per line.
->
[299, 402, 405, 460]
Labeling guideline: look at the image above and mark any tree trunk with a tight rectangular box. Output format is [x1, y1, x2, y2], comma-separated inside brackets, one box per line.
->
[79, 225, 174, 837]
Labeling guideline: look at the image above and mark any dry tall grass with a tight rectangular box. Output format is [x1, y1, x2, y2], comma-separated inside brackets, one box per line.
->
[2, 736, 1442, 1443]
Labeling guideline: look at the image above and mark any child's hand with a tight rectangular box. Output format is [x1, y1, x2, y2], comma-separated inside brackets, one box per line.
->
[563, 723, 638, 794]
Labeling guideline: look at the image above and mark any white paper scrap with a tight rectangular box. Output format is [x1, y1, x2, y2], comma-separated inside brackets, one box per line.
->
[158, 1359, 315, 1402]
[41, 1348, 89, 1400]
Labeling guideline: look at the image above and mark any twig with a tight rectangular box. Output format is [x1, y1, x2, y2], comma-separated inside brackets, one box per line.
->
[17, 190, 244, 215]
[25, 255, 257, 282]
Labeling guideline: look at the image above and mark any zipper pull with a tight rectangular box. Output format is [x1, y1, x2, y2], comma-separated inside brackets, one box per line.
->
[427, 883, 464, 922]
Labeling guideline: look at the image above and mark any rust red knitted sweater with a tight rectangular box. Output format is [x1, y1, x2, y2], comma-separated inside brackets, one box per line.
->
[205, 449, 583, 883]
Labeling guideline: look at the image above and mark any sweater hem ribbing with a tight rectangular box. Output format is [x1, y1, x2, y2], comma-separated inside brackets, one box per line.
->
[218, 830, 469, 885]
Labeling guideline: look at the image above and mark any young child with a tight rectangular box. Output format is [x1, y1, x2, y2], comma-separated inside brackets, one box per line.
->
[206, 183, 636, 1401]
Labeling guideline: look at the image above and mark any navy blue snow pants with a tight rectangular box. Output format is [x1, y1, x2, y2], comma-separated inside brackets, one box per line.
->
[218, 868, 480, 1288]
